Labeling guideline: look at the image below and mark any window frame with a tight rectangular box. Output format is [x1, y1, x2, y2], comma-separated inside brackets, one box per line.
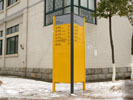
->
[0, 30, 3, 56]
[0, 31, 3, 37]
[6, 25, 19, 55]
[45, 0, 71, 26]
[74, 0, 97, 24]
[44, 0, 97, 26]
[6, 35, 18, 55]
[7, 24, 19, 35]
[0, 40, 2, 55]
[7, 0, 18, 7]
[0, 0, 4, 11]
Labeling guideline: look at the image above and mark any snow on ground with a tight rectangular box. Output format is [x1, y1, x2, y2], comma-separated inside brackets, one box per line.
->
[0, 76, 133, 100]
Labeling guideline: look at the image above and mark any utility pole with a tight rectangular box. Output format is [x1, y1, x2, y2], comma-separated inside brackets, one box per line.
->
[71, 0, 74, 94]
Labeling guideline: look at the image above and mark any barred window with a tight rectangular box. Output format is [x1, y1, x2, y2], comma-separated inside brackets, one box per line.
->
[0, 0, 4, 11]
[8, 0, 18, 6]
[45, 0, 96, 26]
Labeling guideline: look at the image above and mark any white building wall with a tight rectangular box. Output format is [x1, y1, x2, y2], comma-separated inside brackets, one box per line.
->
[6, 0, 27, 16]
[0, 0, 132, 70]
[0, 0, 27, 68]
[27, 0, 53, 68]
[0, 12, 4, 20]
[85, 17, 132, 68]
[5, 16, 24, 68]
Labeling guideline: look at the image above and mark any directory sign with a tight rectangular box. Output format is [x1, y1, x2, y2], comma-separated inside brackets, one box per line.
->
[53, 14, 85, 92]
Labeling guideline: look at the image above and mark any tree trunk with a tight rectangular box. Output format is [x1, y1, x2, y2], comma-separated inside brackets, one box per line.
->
[131, 32, 133, 55]
[109, 16, 116, 82]
[0, 80, 3, 86]
[131, 27, 133, 80]
[131, 54, 133, 80]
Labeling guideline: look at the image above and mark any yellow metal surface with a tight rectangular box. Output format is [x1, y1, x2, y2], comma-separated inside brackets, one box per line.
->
[53, 22, 71, 83]
[74, 23, 85, 83]
[53, 16, 86, 92]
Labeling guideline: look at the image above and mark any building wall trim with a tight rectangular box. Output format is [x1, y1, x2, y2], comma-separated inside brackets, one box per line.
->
[0, 67, 131, 82]
[0, 0, 44, 25]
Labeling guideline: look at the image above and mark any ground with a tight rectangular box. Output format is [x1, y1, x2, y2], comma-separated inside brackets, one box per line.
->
[0, 76, 133, 100]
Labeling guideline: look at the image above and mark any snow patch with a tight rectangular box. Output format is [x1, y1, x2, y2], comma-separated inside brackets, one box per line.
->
[0, 76, 133, 100]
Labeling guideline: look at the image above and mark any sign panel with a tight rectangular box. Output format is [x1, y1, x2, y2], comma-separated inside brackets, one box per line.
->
[53, 14, 85, 92]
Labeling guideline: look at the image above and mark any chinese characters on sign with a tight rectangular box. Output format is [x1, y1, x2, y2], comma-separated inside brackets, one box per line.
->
[53, 14, 85, 92]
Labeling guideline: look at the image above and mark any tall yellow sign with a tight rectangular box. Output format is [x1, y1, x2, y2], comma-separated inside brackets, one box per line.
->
[53, 14, 85, 92]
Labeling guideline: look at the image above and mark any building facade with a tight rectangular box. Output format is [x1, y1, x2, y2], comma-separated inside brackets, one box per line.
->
[0, 0, 132, 81]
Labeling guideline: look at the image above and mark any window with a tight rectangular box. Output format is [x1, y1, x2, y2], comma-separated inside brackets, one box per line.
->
[6, 36, 18, 54]
[7, 24, 19, 35]
[81, 0, 87, 8]
[0, 31, 3, 37]
[0, 40, 2, 55]
[0, 0, 4, 11]
[89, 0, 95, 10]
[74, 0, 78, 6]
[0, 31, 3, 55]
[45, 0, 96, 26]
[6, 25, 19, 55]
[8, 0, 18, 6]
[45, 0, 70, 25]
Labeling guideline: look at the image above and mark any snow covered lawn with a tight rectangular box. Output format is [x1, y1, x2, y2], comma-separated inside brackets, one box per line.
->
[0, 76, 133, 100]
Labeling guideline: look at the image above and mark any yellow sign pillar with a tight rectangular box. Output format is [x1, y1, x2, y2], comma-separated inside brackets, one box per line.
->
[53, 14, 85, 92]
